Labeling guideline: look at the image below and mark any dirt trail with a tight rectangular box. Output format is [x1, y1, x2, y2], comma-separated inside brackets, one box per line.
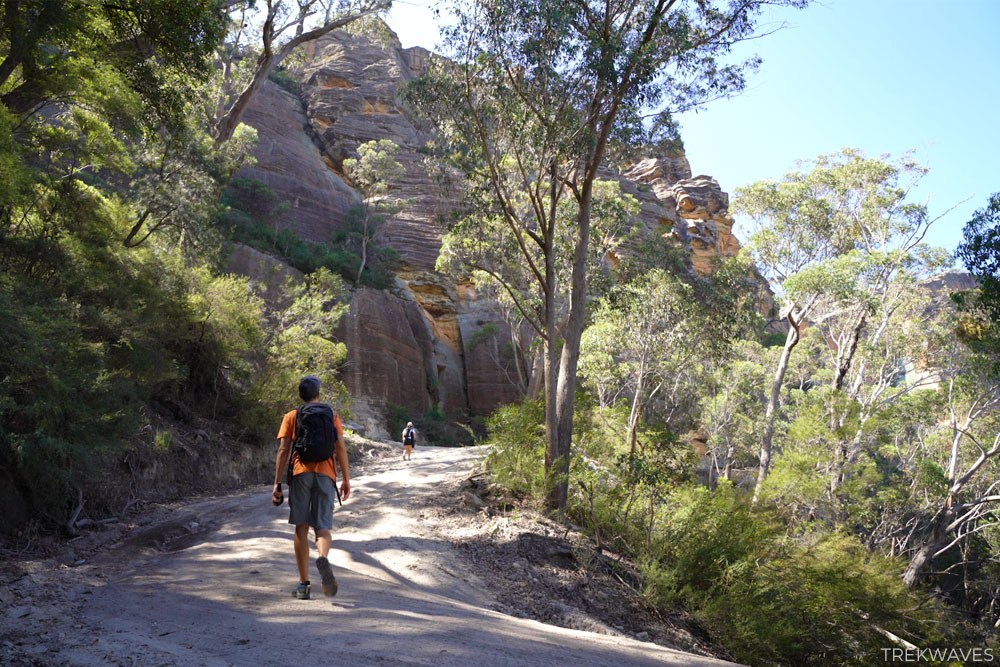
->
[2, 445, 735, 666]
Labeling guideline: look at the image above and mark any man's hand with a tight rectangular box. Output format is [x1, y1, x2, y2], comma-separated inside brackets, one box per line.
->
[272, 483, 284, 506]
[340, 478, 350, 501]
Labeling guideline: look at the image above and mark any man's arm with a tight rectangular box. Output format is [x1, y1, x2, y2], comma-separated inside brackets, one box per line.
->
[335, 430, 350, 500]
[273, 437, 291, 504]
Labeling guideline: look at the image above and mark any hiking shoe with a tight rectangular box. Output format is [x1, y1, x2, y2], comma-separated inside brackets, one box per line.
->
[292, 582, 311, 600]
[316, 556, 338, 597]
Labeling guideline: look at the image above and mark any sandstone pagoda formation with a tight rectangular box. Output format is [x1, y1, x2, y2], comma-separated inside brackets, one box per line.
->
[231, 27, 747, 437]
[620, 158, 742, 275]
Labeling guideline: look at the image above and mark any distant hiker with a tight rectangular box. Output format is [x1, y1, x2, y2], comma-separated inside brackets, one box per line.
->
[402, 421, 416, 460]
[271, 375, 351, 600]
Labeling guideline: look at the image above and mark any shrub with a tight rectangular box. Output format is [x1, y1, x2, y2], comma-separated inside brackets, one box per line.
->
[479, 394, 964, 665]
[483, 399, 546, 498]
[268, 66, 302, 96]
[645, 484, 958, 665]
[220, 180, 398, 289]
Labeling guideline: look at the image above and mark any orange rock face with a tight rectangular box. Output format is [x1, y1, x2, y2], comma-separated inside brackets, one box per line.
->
[231, 27, 753, 429]
[621, 159, 743, 276]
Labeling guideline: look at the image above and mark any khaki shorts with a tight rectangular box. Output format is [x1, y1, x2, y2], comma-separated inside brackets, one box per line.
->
[288, 472, 335, 530]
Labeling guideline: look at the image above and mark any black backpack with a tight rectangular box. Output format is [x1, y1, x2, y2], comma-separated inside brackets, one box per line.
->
[294, 403, 337, 462]
[404, 427, 415, 447]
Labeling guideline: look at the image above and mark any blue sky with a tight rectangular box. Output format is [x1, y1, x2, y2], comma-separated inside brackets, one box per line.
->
[387, 0, 1000, 259]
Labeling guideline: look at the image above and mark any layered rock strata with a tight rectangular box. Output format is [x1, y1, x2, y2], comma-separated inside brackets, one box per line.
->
[232, 28, 747, 431]
[620, 157, 742, 275]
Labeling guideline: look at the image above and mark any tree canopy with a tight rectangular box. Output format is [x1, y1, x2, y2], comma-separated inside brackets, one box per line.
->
[412, 0, 807, 510]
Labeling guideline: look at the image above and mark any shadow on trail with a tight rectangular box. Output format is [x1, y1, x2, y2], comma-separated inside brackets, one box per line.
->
[65, 446, 730, 666]
[79, 537, 718, 667]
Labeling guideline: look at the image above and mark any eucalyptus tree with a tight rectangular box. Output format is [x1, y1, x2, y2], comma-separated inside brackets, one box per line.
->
[808, 153, 951, 390]
[413, 0, 806, 511]
[700, 341, 770, 485]
[581, 270, 705, 454]
[956, 192, 1000, 330]
[343, 139, 405, 287]
[735, 150, 953, 501]
[211, 0, 392, 143]
[437, 176, 639, 506]
[902, 342, 1000, 588]
[735, 163, 844, 501]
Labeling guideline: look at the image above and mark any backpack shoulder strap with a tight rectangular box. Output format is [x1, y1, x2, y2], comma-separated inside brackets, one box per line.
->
[287, 405, 302, 487]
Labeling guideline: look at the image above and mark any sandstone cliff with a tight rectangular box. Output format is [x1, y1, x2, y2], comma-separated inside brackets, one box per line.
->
[231, 28, 746, 437]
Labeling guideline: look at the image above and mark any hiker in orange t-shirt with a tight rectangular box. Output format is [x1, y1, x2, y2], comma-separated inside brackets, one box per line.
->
[271, 375, 351, 600]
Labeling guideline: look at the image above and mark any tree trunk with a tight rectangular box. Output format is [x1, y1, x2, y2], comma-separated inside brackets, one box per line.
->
[545, 190, 593, 512]
[355, 207, 369, 287]
[832, 312, 867, 392]
[0, 4, 25, 91]
[903, 509, 951, 588]
[542, 211, 560, 508]
[215, 54, 276, 144]
[828, 313, 868, 503]
[526, 349, 544, 399]
[628, 364, 646, 456]
[904, 414, 998, 586]
[752, 311, 802, 504]
[509, 327, 529, 396]
[214, 4, 388, 144]
[723, 442, 734, 481]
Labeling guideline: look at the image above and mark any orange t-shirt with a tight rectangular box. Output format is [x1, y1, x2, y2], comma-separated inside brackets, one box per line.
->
[277, 407, 341, 481]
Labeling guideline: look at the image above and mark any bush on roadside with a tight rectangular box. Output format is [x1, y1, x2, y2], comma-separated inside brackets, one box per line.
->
[480, 397, 969, 665]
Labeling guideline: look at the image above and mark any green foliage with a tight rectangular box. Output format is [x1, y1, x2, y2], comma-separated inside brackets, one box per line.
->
[153, 430, 173, 452]
[410, 0, 809, 512]
[243, 268, 351, 429]
[0, 167, 221, 518]
[386, 404, 411, 441]
[466, 323, 501, 352]
[436, 178, 640, 338]
[735, 149, 950, 312]
[341, 14, 397, 48]
[480, 383, 974, 664]
[341, 139, 405, 286]
[268, 65, 302, 96]
[761, 332, 787, 347]
[0, 0, 358, 527]
[2, 244, 178, 517]
[684, 518, 953, 666]
[220, 178, 398, 289]
[475, 147, 996, 657]
[955, 192, 1000, 347]
[343, 139, 405, 199]
[484, 399, 547, 498]
[0, 0, 226, 122]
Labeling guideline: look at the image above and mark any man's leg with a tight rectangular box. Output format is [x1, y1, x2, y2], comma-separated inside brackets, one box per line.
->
[294, 524, 310, 583]
[312, 476, 338, 597]
[288, 472, 317, 598]
[315, 529, 332, 557]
